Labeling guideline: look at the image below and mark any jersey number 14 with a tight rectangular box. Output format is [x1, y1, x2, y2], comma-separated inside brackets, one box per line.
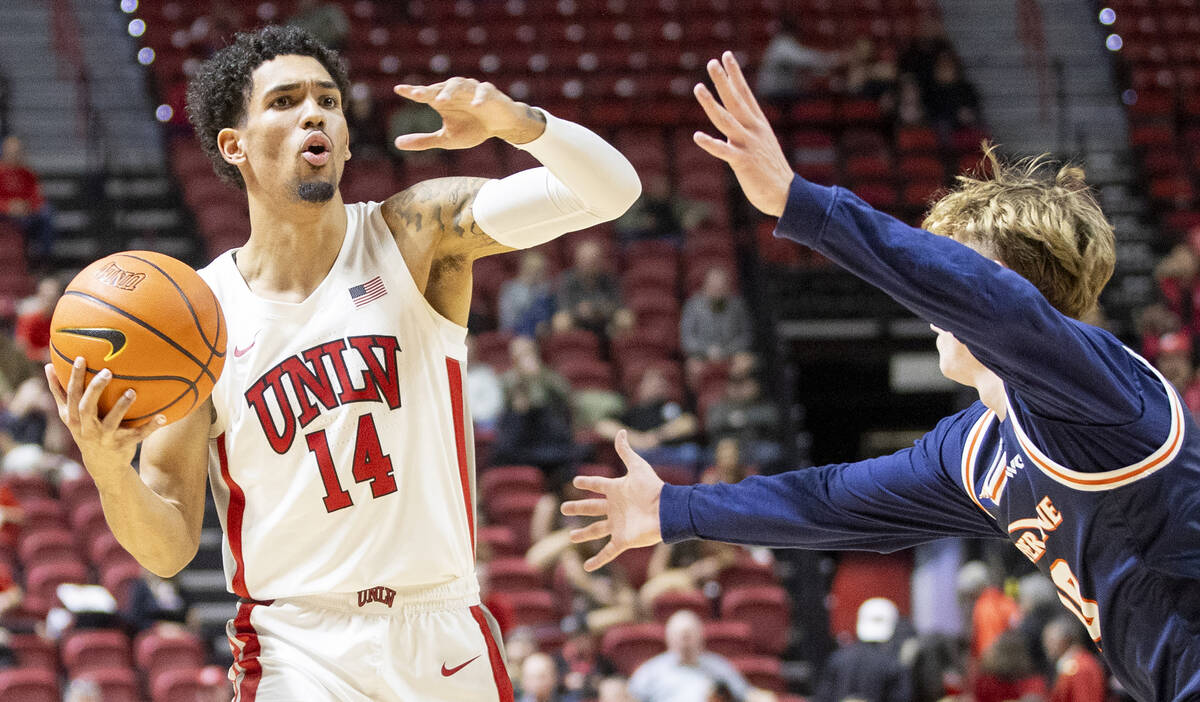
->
[306, 413, 397, 512]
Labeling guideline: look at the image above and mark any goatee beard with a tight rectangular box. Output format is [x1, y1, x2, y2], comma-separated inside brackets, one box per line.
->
[298, 181, 335, 203]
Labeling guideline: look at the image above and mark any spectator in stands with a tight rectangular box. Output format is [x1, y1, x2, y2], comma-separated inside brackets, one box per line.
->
[0, 484, 21, 556]
[1014, 572, 1060, 679]
[1153, 332, 1200, 415]
[841, 38, 899, 103]
[812, 597, 912, 702]
[629, 610, 749, 702]
[598, 676, 635, 702]
[197, 665, 233, 702]
[63, 678, 103, 702]
[756, 17, 839, 106]
[345, 82, 388, 161]
[958, 561, 1020, 661]
[388, 100, 443, 166]
[1137, 302, 1183, 360]
[466, 335, 504, 434]
[680, 267, 753, 378]
[492, 336, 580, 484]
[14, 275, 60, 363]
[506, 627, 541, 695]
[0, 135, 55, 262]
[519, 651, 583, 702]
[526, 517, 638, 633]
[894, 74, 928, 127]
[123, 568, 188, 633]
[499, 250, 557, 338]
[970, 631, 1047, 702]
[1, 375, 74, 456]
[923, 51, 982, 133]
[0, 560, 21, 623]
[704, 374, 781, 468]
[638, 537, 739, 610]
[898, 16, 955, 93]
[1154, 243, 1200, 336]
[700, 437, 757, 485]
[595, 367, 702, 469]
[556, 612, 617, 700]
[614, 174, 710, 245]
[286, 0, 349, 50]
[553, 240, 628, 338]
[1042, 616, 1106, 702]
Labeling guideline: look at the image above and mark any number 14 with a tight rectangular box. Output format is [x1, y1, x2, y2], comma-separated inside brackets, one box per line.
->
[306, 414, 397, 512]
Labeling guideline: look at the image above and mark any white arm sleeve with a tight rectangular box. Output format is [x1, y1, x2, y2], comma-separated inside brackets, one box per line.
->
[471, 108, 642, 249]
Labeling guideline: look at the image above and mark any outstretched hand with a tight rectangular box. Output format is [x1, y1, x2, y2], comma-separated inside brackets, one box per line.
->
[693, 51, 794, 217]
[560, 430, 666, 572]
[393, 78, 546, 152]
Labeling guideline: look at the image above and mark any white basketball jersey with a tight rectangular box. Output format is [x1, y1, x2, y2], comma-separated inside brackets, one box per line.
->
[198, 202, 478, 601]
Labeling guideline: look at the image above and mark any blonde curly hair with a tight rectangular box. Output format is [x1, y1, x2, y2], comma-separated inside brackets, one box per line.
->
[922, 144, 1115, 320]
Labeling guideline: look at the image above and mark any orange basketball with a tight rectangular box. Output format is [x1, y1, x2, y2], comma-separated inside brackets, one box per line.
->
[50, 251, 227, 427]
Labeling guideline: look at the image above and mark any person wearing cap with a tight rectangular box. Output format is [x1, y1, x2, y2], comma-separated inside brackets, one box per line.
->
[812, 598, 911, 702]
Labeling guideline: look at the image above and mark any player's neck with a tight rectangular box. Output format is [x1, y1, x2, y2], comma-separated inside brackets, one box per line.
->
[239, 192, 349, 302]
[972, 367, 1008, 420]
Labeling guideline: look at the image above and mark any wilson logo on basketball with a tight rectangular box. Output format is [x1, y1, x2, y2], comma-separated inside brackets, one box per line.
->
[93, 262, 146, 291]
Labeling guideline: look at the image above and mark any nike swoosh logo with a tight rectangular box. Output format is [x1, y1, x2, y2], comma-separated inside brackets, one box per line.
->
[57, 328, 127, 361]
[234, 330, 260, 359]
[440, 655, 481, 677]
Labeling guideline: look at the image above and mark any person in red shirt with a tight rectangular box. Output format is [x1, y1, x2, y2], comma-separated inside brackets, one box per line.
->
[0, 135, 56, 262]
[1043, 616, 1107, 702]
[13, 276, 60, 363]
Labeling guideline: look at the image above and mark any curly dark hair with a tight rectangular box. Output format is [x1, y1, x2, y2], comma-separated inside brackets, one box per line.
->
[185, 25, 350, 188]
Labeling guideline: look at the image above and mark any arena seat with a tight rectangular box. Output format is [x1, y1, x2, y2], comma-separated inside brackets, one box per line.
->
[151, 667, 205, 702]
[731, 655, 785, 693]
[16, 498, 66, 534]
[720, 585, 792, 656]
[485, 557, 545, 593]
[24, 561, 88, 608]
[600, 622, 666, 676]
[77, 666, 140, 702]
[650, 589, 711, 622]
[544, 329, 602, 363]
[9, 634, 58, 671]
[0, 473, 52, 501]
[60, 630, 131, 677]
[134, 629, 207, 682]
[554, 357, 615, 391]
[0, 667, 59, 702]
[99, 560, 144, 611]
[505, 588, 561, 627]
[718, 556, 779, 591]
[703, 620, 755, 658]
[18, 528, 81, 569]
[477, 524, 521, 559]
[480, 465, 545, 498]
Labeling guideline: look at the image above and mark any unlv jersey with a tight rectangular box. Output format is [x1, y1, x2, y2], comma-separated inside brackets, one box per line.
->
[198, 202, 478, 601]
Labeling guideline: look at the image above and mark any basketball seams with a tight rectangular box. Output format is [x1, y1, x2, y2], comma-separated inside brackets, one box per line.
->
[61, 290, 218, 385]
[49, 341, 201, 425]
[119, 253, 226, 359]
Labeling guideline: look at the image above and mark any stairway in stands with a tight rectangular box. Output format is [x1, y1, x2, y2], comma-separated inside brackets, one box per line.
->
[939, 0, 1159, 333]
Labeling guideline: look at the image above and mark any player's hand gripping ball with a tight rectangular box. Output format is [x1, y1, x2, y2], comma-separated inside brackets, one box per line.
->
[49, 251, 227, 427]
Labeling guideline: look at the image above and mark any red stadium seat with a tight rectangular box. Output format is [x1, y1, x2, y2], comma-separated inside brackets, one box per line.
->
[731, 655, 785, 693]
[18, 528, 81, 569]
[477, 524, 522, 559]
[479, 465, 545, 498]
[60, 630, 131, 676]
[99, 560, 144, 611]
[58, 476, 99, 510]
[600, 622, 666, 675]
[484, 492, 543, 547]
[554, 357, 615, 391]
[25, 561, 88, 607]
[472, 330, 515, 370]
[134, 629, 206, 683]
[86, 531, 138, 571]
[718, 556, 779, 591]
[505, 589, 560, 627]
[0, 474, 51, 501]
[544, 329, 602, 362]
[9, 634, 58, 670]
[151, 667, 206, 702]
[703, 620, 755, 658]
[721, 585, 792, 655]
[77, 666, 140, 702]
[485, 557, 544, 593]
[650, 589, 712, 622]
[17, 498, 65, 534]
[896, 126, 939, 153]
[0, 667, 59, 702]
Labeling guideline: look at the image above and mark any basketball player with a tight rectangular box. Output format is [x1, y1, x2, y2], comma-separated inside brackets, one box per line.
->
[44, 26, 640, 701]
[563, 52, 1200, 700]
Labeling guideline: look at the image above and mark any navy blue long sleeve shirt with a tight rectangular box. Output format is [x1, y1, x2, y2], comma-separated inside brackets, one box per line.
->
[658, 177, 1200, 701]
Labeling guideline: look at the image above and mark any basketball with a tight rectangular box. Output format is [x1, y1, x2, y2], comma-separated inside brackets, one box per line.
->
[49, 251, 227, 427]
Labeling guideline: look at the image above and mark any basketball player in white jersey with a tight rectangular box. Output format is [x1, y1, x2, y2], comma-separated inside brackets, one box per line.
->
[43, 26, 640, 701]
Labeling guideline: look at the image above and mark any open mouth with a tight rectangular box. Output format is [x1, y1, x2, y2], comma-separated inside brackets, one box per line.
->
[301, 132, 332, 166]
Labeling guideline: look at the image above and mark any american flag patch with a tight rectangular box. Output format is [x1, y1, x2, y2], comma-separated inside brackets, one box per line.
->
[349, 276, 387, 308]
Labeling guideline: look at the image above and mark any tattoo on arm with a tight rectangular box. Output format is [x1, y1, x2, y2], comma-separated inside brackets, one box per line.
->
[382, 176, 511, 260]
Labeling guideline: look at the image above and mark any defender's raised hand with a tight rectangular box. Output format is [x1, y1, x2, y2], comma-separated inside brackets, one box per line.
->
[393, 78, 546, 151]
[693, 51, 794, 217]
[560, 430, 666, 572]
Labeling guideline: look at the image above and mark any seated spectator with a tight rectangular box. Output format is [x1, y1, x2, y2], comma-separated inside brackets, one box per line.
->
[598, 676, 635, 702]
[0, 379, 80, 474]
[124, 569, 187, 633]
[958, 561, 1020, 660]
[14, 275, 60, 362]
[629, 610, 749, 702]
[466, 336, 504, 433]
[595, 367, 702, 469]
[0, 136, 56, 262]
[756, 17, 839, 105]
[492, 337, 581, 484]
[63, 679, 103, 702]
[345, 82, 389, 161]
[681, 268, 753, 379]
[556, 612, 618, 700]
[389, 101, 443, 166]
[923, 50, 981, 132]
[506, 627, 541, 694]
[1154, 243, 1200, 336]
[704, 376, 781, 468]
[894, 74, 928, 127]
[1014, 572, 1060, 679]
[614, 174, 710, 245]
[700, 437, 758, 485]
[553, 240, 629, 338]
[526, 521, 637, 633]
[1042, 616, 1106, 702]
[520, 651, 584, 702]
[970, 631, 1047, 702]
[286, 0, 349, 49]
[500, 251, 557, 337]
[1137, 302, 1183, 360]
[813, 598, 912, 702]
[0, 484, 21, 555]
[1153, 332, 1200, 417]
[840, 38, 898, 102]
[638, 537, 740, 609]
[898, 16, 955, 93]
[0, 560, 21, 623]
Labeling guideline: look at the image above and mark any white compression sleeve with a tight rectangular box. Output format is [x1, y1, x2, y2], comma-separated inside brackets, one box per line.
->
[471, 108, 642, 249]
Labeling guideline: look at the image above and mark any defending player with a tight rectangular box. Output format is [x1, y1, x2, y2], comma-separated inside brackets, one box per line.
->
[563, 52, 1200, 700]
[45, 26, 640, 701]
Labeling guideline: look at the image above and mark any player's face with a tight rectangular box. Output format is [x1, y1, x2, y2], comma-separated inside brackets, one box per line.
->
[237, 55, 349, 204]
[931, 323, 988, 386]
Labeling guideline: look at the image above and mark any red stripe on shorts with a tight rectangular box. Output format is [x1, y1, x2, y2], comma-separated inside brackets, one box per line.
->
[445, 357, 475, 557]
[216, 433, 251, 599]
[231, 600, 265, 702]
[470, 604, 514, 702]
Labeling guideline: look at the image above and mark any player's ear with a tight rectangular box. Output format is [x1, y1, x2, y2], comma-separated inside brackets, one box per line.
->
[216, 127, 246, 167]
